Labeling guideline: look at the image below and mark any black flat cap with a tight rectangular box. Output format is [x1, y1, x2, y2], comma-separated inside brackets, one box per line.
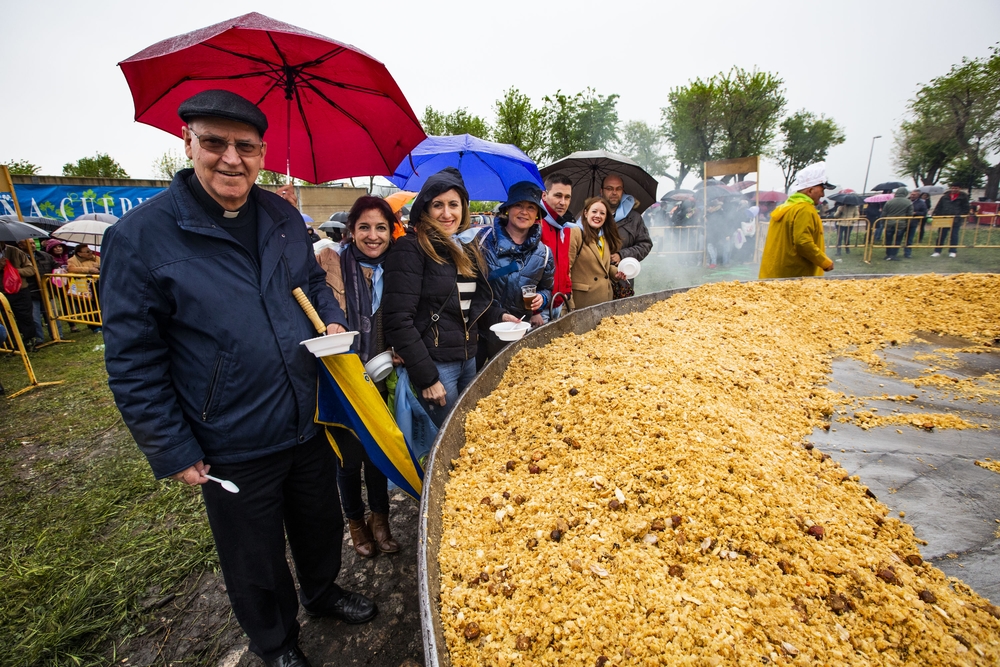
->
[178, 89, 268, 137]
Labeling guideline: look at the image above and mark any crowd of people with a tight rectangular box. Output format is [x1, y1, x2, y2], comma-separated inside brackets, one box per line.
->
[0, 237, 100, 357]
[96, 90, 656, 667]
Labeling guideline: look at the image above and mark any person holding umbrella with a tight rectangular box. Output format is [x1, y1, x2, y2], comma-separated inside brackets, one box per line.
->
[759, 162, 836, 279]
[601, 173, 652, 266]
[383, 167, 513, 428]
[102, 90, 375, 667]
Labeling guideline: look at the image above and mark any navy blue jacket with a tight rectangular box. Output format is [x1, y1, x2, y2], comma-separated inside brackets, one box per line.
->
[479, 219, 554, 319]
[102, 170, 347, 479]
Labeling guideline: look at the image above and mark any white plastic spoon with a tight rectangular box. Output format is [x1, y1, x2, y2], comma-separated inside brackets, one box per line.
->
[205, 474, 240, 494]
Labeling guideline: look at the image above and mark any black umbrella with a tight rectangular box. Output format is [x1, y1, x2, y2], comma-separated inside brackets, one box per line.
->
[540, 150, 658, 215]
[830, 193, 864, 206]
[700, 185, 733, 202]
[319, 220, 347, 232]
[0, 217, 49, 244]
[0, 215, 62, 234]
[872, 181, 906, 193]
[327, 211, 349, 223]
[692, 179, 722, 190]
[661, 189, 695, 201]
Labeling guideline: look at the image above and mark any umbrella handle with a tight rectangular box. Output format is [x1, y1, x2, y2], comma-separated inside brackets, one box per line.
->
[292, 287, 327, 335]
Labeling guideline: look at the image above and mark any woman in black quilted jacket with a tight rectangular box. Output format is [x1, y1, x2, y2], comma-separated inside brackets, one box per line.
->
[383, 168, 515, 427]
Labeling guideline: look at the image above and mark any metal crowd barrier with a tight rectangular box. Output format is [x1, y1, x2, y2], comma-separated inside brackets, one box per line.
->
[863, 214, 1000, 263]
[43, 273, 103, 328]
[647, 224, 705, 260]
[0, 293, 63, 398]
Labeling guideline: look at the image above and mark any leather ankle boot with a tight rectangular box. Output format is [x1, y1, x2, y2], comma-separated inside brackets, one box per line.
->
[348, 518, 377, 558]
[368, 512, 399, 553]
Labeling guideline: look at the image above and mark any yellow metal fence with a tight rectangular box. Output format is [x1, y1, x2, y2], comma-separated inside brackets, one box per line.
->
[43, 273, 102, 327]
[0, 293, 63, 398]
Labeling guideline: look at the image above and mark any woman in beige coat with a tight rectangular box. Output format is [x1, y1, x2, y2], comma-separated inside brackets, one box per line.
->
[568, 196, 625, 310]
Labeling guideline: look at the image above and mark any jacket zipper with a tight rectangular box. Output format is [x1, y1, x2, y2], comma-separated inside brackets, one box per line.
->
[201, 356, 224, 421]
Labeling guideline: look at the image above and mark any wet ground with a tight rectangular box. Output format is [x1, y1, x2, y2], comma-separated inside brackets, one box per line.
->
[811, 333, 1000, 602]
[119, 490, 425, 667]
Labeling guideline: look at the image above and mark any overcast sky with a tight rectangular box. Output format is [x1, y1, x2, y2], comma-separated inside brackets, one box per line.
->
[4, 0, 998, 195]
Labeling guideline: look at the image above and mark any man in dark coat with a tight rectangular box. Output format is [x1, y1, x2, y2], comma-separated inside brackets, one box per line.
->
[881, 187, 914, 260]
[601, 173, 652, 265]
[102, 90, 375, 667]
[931, 182, 971, 257]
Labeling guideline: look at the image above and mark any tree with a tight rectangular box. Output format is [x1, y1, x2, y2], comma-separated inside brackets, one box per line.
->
[420, 106, 491, 139]
[891, 116, 959, 187]
[941, 154, 986, 190]
[62, 153, 129, 178]
[492, 88, 546, 161]
[4, 159, 41, 175]
[256, 170, 297, 185]
[661, 67, 786, 182]
[541, 88, 620, 161]
[151, 149, 192, 180]
[617, 120, 671, 177]
[777, 111, 845, 192]
[908, 46, 1000, 199]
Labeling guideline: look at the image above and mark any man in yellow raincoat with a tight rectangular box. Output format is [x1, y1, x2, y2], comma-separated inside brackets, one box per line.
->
[759, 162, 836, 279]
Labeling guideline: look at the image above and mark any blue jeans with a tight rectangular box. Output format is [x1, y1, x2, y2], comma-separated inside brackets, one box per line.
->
[419, 358, 476, 428]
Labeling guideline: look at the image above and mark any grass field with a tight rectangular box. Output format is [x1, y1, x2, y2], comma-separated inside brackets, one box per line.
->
[0, 337, 217, 666]
[0, 235, 997, 666]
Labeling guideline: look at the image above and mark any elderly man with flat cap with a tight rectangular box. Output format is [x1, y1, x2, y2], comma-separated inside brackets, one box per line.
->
[759, 162, 836, 279]
[102, 90, 376, 667]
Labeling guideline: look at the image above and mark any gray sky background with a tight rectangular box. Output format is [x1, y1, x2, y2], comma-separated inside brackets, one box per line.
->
[4, 0, 999, 196]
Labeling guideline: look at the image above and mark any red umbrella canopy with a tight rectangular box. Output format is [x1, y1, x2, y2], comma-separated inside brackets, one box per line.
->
[119, 12, 426, 184]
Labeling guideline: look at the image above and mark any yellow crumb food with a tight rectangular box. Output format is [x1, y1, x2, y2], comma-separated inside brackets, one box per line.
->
[851, 411, 980, 431]
[975, 459, 1000, 475]
[439, 274, 1000, 666]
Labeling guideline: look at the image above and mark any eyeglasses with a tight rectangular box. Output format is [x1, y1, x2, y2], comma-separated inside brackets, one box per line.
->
[187, 128, 264, 157]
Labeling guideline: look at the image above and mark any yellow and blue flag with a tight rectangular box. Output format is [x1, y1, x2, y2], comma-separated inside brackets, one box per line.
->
[315, 354, 423, 499]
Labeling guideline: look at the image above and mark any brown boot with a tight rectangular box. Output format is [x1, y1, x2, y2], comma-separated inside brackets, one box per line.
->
[348, 518, 377, 558]
[368, 512, 400, 553]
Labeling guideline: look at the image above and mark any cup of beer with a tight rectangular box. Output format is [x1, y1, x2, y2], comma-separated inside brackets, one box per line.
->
[521, 285, 537, 310]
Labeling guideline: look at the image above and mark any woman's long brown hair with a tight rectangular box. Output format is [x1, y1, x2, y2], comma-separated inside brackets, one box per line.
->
[579, 196, 621, 256]
[413, 197, 486, 277]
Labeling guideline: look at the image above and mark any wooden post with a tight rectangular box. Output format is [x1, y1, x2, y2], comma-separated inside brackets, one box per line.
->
[1, 165, 66, 345]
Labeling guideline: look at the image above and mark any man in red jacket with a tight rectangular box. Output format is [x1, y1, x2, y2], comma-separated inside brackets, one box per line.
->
[539, 172, 575, 322]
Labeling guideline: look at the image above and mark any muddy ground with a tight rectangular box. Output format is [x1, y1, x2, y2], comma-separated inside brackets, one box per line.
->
[117, 491, 425, 667]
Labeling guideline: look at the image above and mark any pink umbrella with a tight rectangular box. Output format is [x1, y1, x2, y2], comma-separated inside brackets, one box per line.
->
[119, 12, 425, 184]
[756, 191, 788, 203]
[864, 193, 894, 203]
[733, 180, 756, 191]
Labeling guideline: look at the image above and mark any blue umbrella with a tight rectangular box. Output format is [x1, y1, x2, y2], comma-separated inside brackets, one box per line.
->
[389, 134, 543, 201]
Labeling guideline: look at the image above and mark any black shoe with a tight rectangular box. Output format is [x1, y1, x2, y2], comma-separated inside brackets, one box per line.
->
[306, 591, 378, 624]
[266, 645, 312, 667]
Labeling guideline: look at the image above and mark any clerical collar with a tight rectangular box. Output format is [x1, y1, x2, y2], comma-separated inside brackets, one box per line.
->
[187, 172, 253, 221]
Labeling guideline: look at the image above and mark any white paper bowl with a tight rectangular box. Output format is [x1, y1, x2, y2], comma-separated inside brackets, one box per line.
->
[364, 350, 394, 382]
[490, 321, 531, 342]
[300, 331, 359, 358]
[618, 257, 641, 279]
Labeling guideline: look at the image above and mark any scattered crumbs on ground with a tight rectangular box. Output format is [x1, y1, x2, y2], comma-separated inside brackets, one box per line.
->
[974, 459, 1000, 475]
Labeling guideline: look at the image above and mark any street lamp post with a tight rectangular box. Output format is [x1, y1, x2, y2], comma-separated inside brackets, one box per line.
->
[862, 135, 882, 193]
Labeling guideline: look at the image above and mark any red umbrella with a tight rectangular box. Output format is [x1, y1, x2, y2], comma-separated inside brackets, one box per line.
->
[119, 12, 425, 184]
[756, 191, 788, 203]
